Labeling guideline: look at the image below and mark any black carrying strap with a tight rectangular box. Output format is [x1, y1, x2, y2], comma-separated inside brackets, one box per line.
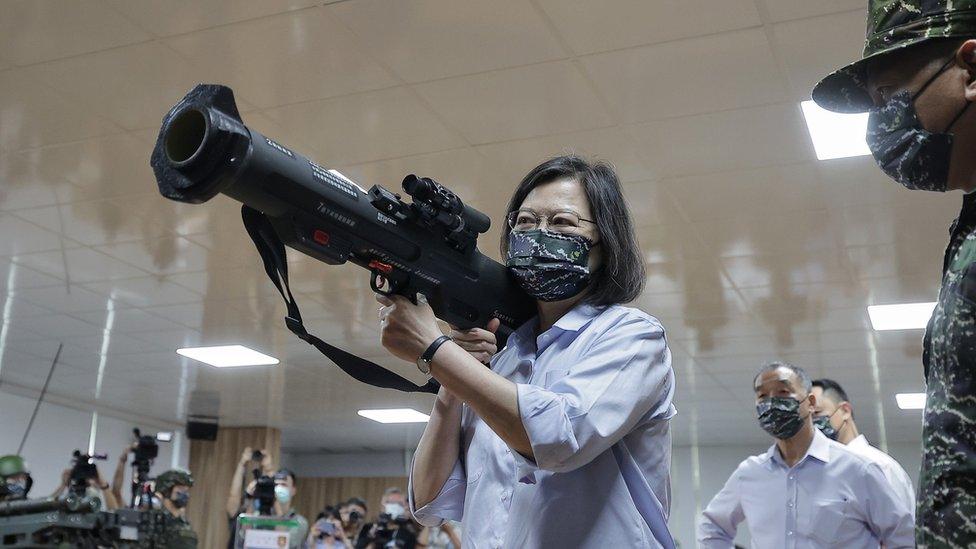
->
[241, 206, 440, 394]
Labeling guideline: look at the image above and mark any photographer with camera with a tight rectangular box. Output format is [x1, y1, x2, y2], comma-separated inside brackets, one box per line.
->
[226, 448, 309, 549]
[309, 504, 352, 549]
[153, 468, 198, 548]
[355, 488, 419, 549]
[51, 452, 118, 510]
[0, 455, 32, 501]
[339, 498, 368, 542]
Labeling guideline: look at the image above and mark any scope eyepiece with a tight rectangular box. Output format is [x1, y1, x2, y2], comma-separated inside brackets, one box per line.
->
[402, 175, 491, 235]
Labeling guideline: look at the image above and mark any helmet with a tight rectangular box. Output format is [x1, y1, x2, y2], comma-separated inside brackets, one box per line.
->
[0, 455, 28, 479]
[813, 0, 976, 112]
[154, 469, 194, 497]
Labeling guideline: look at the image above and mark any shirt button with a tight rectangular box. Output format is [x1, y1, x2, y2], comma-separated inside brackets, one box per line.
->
[788, 475, 795, 480]
[787, 502, 794, 508]
[788, 531, 794, 536]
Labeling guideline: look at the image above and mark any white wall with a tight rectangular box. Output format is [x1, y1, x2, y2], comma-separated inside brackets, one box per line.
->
[281, 450, 411, 478]
[282, 441, 922, 548]
[0, 388, 188, 498]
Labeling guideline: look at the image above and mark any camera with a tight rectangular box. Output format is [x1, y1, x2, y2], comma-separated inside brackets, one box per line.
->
[371, 514, 417, 549]
[69, 451, 107, 496]
[249, 470, 276, 516]
[314, 506, 340, 540]
[132, 429, 160, 466]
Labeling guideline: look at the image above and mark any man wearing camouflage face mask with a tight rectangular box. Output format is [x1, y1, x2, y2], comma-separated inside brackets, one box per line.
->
[698, 362, 913, 548]
[813, 2, 976, 545]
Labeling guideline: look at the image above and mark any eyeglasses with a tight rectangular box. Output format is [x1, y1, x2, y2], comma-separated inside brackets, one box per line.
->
[506, 208, 596, 233]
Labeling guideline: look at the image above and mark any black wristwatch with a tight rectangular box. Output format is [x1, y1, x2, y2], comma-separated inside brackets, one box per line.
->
[416, 335, 452, 375]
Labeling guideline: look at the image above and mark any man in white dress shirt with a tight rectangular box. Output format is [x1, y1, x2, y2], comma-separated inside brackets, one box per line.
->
[812, 378, 916, 517]
[697, 361, 914, 548]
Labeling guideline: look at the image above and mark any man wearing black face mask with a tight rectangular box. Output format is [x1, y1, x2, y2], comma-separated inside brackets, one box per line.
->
[698, 362, 913, 548]
[0, 455, 32, 502]
[153, 468, 198, 549]
[812, 2, 976, 545]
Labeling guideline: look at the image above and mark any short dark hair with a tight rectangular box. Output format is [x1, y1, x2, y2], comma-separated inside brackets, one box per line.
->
[500, 155, 646, 306]
[345, 497, 367, 512]
[274, 468, 296, 484]
[753, 361, 812, 393]
[812, 378, 850, 404]
[813, 378, 855, 419]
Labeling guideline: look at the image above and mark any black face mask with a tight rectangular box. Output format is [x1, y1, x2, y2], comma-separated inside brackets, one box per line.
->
[171, 491, 190, 509]
[866, 56, 972, 192]
[757, 396, 808, 440]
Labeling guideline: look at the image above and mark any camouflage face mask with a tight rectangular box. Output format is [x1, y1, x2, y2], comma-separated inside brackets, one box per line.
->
[813, 413, 839, 441]
[1, 479, 27, 499]
[756, 396, 807, 440]
[866, 56, 970, 192]
[506, 229, 594, 302]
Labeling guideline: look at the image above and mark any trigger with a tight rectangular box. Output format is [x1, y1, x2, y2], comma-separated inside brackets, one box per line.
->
[370, 272, 393, 295]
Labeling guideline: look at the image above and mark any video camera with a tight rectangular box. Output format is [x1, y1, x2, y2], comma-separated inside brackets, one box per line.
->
[132, 429, 160, 470]
[69, 450, 107, 496]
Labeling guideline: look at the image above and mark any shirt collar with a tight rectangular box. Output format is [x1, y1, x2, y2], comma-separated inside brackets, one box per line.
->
[552, 302, 603, 333]
[507, 302, 603, 349]
[847, 434, 869, 451]
[763, 429, 833, 468]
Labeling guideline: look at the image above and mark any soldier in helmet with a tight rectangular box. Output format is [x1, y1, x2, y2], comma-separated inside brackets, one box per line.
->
[813, 2, 976, 546]
[153, 469, 198, 548]
[0, 455, 32, 501]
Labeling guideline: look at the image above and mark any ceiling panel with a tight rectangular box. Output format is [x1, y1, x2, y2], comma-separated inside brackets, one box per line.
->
[0, 72, 120, 153]
[104, 0, 321, 37]
[536, 0, 761, 55]
[581, 28, 787, 124]
[628, 102, 813, 178]
[24, 42, 237, 131]
[414, 61, 614, 144]
[165, 9, 398, 109]
[0, 0, 150, 66]
[329, 0, 567, 83]
[262, 86, 466, 165]
[757, 1, 863, 23]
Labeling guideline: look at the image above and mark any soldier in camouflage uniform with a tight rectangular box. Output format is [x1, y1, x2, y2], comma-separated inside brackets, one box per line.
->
[152, 468, 197, 548]
[814, 2, 976, 547]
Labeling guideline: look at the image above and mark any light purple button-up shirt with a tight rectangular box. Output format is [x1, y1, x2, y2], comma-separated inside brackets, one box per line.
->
[697, 429, 915, 549]
[408, 303, 677, 549]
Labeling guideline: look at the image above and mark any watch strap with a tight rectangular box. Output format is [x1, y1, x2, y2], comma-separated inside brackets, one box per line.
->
[421, 335, 453, 364]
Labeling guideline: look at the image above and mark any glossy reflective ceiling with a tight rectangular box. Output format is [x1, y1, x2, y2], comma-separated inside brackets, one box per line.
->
[0, 0, 946, 452]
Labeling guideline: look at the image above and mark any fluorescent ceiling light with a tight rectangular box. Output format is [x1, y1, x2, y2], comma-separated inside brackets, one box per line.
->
[867, 302, 937, 331]
[358, 408, 430, 424]
[800, 100, 871, 160]
[176, 345, 279, 368]
[155, 432, 173, 442]
[896, 392, 926, 410]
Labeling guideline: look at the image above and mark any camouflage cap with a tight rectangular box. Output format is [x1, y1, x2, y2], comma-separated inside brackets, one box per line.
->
[812, 0, 976, 113]
[154, 468, 194, 496]
[0, 455, 28, 478]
